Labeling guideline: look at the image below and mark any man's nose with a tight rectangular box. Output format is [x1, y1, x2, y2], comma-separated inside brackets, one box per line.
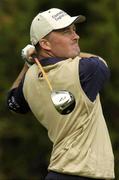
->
[72, 31, 79, 40]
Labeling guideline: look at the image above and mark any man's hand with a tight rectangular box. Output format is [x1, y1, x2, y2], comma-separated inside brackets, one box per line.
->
[21, 44, 36, 67]
[80, 52, 97, 58]
[80, 52, 107, 66]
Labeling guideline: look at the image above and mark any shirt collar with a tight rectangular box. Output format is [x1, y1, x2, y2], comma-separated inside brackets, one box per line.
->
[39, 57, 65, 66]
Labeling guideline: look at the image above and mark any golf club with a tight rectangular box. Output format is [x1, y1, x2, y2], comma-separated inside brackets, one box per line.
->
[32, 55, 76, 115]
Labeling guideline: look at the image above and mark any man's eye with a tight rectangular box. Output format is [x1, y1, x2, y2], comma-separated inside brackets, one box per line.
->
[63, 28, 72, 34]
[64, 29, 70, 33]
[72, 26, 76, 32]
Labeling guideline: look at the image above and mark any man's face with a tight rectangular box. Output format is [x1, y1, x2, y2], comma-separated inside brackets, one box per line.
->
[47, 24, 80, 58]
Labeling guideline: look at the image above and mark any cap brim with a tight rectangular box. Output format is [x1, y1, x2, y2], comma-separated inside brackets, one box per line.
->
[74, 15, 86, 23]
[54, 15, 86, 30]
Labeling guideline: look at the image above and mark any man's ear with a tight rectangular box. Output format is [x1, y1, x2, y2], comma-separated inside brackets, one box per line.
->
[39, 39, 51, 50]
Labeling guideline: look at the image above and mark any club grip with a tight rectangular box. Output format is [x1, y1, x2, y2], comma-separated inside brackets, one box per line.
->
[31, 53, 38, 60]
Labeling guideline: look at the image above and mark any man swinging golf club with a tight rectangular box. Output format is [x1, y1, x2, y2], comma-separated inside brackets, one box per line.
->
[7, 8, 115, 180]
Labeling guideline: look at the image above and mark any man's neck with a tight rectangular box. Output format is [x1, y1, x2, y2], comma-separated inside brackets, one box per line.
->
[39, 50, 54, 60]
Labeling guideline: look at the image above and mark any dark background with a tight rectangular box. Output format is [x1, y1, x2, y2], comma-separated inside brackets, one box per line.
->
[0, 0, 119, 179]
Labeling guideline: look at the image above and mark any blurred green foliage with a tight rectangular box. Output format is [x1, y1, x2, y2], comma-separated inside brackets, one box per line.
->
[0, 0, 119, 179]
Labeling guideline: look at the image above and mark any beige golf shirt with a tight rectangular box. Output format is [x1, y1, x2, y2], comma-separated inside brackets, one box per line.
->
[23, 57, 115, 179]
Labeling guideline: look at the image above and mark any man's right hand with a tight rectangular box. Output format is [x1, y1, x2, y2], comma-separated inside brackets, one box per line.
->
[21, 44, 36, 67]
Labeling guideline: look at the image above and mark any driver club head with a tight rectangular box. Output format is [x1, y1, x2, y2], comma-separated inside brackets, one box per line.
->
[51, 90, 76, 115]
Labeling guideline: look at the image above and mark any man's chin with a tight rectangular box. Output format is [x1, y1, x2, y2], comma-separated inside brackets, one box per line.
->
[63, 51, 80, 59]
[72, 51, 80, 58]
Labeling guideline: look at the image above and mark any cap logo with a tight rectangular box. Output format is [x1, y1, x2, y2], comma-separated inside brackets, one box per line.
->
[52, 11, 67, 21]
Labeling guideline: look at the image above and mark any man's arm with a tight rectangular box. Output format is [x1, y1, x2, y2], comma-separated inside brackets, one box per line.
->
[80, 52, 108, 66]
[80, 52, 96, 58]
[10, 63, 29, 90]
[79, 56, 110, 102]
[7, 45, 36, 114]
[7, 63, 30, 114]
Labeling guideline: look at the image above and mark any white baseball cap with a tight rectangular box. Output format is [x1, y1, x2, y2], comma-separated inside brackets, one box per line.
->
[30, 8, 86, 45]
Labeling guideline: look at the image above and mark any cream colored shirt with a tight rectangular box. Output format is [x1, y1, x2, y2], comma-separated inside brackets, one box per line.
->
[23, 56, 115, 179]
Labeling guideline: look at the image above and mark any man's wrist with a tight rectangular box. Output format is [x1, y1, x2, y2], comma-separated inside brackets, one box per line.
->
[21, 44, 35, 67]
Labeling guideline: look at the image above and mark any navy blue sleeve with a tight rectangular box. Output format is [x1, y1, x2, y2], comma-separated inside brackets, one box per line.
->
[79, 57, 110, 101]
[7, 79, 30, 114]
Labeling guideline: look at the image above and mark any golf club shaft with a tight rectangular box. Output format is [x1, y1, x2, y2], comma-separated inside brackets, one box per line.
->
[34, 57, 53, 91]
